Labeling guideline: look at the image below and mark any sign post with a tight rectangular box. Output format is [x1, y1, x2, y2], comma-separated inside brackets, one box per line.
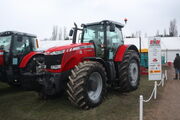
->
[148, 37, 162, 80]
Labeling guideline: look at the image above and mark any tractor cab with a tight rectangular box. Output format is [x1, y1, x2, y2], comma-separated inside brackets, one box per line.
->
[70, 20, 124, 60]
[0, 31, 38, 67]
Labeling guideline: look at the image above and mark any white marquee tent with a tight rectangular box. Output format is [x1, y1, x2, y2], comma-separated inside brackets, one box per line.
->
[124, 37, 180, 62]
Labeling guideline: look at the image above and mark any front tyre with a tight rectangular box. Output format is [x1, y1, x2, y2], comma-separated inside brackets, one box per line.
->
[118, 50, 140, 92]
[66, 61, 107, 110]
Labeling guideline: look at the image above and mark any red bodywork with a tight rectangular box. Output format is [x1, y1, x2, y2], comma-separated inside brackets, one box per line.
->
[45, 43, 134, 73]
[19, 51, 43, 68]
[0, 50, 4, 66]
[114, 45, 129, 62]
[45, 43, 95, 73]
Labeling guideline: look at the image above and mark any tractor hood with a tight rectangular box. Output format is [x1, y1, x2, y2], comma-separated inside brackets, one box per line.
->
[44, 43, 95, 72]
[45, 43, 94, 54]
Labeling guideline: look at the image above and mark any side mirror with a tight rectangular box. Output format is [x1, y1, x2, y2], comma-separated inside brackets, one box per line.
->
[110, 24, 115, 32]
[69, 29, 74, 36]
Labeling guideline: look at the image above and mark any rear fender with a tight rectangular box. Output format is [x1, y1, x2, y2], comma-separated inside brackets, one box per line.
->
[19, 52, 43, 68]
[114, 45, 139, 62]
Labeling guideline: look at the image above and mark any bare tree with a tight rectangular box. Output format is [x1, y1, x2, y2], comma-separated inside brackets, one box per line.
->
[51, 26, 69, 40]
[51, 25, 58, 40]
[63, 26, 68, 40]
[55, 26, 58, 40]
[58, 27, 62, 40]
[144, 33, 147, 38]
[156, 30, 159, 37]
[169, 19, 178, 37]
[131, 33, 135, 38]
[164, 29, 167, 37]
[51, 27, 55, 40]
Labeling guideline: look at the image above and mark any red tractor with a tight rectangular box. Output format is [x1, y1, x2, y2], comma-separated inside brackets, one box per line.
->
[37, 20, 140, 109]
[0, 31, 44, 89]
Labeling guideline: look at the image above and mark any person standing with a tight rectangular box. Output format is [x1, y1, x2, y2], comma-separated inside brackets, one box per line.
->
[173, 53, 180, 80]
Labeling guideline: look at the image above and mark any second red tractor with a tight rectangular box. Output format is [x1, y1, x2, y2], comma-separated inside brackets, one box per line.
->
[0, 31, 44, 89]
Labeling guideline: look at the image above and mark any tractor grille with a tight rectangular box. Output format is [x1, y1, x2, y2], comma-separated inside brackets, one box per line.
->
[45, 54, 63, 69]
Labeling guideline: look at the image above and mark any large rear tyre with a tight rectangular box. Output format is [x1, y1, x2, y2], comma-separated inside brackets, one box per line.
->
[66, 61, 107, 110]
[118, 50, 140, 92]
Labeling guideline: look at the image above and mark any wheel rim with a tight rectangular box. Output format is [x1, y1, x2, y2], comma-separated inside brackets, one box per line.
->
[87, 72, 103, 103]
[129, 60, 139, 87]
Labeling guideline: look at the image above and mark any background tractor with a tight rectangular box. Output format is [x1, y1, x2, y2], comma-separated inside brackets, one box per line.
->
[37, 20, 140, 109]
[0, 31, 44, 89]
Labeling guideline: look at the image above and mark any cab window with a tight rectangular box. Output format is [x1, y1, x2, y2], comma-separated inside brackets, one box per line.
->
[106, 26, 124, 59]
[0, 36, 12, 52]
[12, 36, 31, 55]
[82, 25, 104, 57]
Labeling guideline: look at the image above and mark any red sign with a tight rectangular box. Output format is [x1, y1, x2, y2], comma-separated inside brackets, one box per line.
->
[150, 40, 160, 45]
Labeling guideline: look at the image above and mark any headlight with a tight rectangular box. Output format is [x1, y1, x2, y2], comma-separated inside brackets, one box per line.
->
[49, 50, 65, 55]
[51, 65, 61, 69]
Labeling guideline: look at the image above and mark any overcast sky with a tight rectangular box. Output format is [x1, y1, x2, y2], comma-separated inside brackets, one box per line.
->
[0, 0, 180, 39]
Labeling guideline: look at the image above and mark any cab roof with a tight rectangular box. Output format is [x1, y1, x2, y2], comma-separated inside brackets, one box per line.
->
[0, 31, 36, 38]
[84, 20, 124, 28]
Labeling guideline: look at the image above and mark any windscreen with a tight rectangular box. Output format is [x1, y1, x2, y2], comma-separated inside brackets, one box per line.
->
[82, 25, 104, 44]
[12, 36, 31, 55]
[0, 36, 12, 52]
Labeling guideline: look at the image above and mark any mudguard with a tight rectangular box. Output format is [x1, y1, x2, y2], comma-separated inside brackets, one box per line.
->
[114, 44, 139, 62]
[19, 51, 43, 68]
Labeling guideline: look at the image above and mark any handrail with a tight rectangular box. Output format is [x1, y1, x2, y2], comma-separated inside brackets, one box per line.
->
[143, 83, 156, 103]
[139, 70, 167, 120]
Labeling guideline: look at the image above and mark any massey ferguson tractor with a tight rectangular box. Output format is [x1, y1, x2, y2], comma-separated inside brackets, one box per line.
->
[0, 31, 44, 89]
[37, 20, 140, 109]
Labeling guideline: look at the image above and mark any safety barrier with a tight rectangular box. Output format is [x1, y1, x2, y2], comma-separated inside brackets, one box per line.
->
[139, 70, 168, 120]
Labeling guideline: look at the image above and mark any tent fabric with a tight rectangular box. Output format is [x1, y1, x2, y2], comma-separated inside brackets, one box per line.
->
[124, 37, 180, 50]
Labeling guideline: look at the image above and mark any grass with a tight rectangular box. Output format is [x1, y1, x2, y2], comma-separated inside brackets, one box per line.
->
[0, 75, 158, 120]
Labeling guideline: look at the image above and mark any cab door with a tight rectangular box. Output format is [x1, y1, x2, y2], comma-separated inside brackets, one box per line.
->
[106, 26, 124, 60]
[82, 25, 105, 58]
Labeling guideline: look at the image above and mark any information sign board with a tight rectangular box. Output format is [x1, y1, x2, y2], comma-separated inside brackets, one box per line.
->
[148, 37, 162, 80]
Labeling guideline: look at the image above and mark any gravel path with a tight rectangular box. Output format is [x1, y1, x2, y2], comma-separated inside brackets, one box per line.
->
[144, 66, 180, 120]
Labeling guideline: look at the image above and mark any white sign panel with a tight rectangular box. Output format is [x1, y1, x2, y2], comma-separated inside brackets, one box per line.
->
[148, 37, 162, 80]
